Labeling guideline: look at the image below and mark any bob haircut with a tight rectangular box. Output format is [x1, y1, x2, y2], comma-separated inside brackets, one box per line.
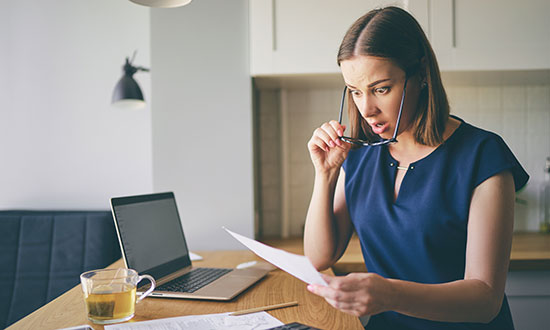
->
[337, 6, 449, 147]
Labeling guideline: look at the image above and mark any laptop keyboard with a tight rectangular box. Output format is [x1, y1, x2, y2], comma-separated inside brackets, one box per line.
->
[157, 268, 232, 293]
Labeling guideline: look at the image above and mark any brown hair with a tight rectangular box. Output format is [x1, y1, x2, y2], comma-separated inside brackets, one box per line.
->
[337, 6, 449, 146]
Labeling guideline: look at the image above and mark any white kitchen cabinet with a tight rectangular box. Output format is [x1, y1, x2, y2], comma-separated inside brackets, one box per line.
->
[429, 0, 550, 70]
[250, 0, 550, 75]
[250, 0, 427, 76]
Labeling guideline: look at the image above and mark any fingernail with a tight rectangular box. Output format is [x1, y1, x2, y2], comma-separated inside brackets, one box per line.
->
[329, 141, 335, 147]
[335, 139, 342, 146]
[307, 285, 313, 292]
[338, 130, 343, 136]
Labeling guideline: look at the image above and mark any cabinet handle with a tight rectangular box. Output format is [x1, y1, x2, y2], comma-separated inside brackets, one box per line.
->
[272, 0, 277, 51]
[452, 0, 456, 48]
[427, 0, 432, 40]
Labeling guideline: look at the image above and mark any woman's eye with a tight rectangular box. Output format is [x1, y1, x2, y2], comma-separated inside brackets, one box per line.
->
[350, 90, 362, 96]
[374, 87, 389, 94]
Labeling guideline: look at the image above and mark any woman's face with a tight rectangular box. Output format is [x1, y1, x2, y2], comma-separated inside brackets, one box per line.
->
[340, 55, 421, 140]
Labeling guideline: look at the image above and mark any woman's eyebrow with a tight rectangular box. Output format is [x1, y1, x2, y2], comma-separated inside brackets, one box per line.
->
[367, 78, 391, 88]
[346, 78, 391, 89]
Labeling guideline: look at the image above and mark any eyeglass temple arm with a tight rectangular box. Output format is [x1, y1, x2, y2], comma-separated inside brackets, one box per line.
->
[338, 86, 347, 124]
[391, 78, 408, 141]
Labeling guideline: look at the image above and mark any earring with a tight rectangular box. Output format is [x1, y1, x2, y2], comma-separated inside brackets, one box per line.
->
[421, 81, 427, 89]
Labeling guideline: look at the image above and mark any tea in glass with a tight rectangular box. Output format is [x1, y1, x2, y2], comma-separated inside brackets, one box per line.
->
[80, 268, 155, 324]
[85, 283, 136, 322]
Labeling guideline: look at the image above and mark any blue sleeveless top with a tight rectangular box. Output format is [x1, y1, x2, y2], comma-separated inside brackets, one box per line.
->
[342, 117, 529, 330]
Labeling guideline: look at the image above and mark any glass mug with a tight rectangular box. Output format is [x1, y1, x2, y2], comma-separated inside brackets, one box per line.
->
[80, 268, 156, 324]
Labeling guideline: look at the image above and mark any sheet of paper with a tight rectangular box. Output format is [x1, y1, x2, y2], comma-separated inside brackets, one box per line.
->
[224, 228, 328, 286]
[104, 311, 283, 330]
[189, 251, 203, 261]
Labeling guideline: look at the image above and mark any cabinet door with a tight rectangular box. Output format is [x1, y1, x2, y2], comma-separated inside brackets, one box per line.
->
[506, 271, 550, 330]
[250, 0, 427, 76]
[430, 0, 550, 70]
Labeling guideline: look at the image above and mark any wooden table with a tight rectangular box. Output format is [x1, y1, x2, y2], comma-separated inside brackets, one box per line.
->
[7, 251, 363, 330]
[263, 232, 550, 273]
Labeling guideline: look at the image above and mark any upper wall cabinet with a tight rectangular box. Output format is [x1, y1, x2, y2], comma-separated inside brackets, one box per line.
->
[249, 0, 550, 76]
[249, 0, 418, 76]
[430, 0, 550, 71]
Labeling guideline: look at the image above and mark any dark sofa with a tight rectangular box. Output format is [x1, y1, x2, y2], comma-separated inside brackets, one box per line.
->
[0, 210, 121, 328]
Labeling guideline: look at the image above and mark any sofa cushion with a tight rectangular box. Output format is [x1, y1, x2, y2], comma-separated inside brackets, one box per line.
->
[0, 211, 121, 328]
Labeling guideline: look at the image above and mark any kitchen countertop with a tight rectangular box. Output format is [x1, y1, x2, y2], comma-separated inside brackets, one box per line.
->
[508, 232, 550, 270]
[262, 232, 550, 273]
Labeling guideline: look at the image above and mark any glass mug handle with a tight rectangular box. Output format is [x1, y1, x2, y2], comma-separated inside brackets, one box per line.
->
[136, 274, 156, 303]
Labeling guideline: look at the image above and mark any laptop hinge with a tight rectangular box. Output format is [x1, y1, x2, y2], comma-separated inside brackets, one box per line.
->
[152, 266, 193, 287]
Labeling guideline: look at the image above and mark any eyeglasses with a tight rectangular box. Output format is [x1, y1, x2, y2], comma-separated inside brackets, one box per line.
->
[338, 77, 408, 147]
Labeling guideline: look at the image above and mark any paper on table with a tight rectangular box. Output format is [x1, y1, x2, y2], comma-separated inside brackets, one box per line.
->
[224, 228, 328, 286]
[189, 251, 203, 261]
[104, 311, 282, 330]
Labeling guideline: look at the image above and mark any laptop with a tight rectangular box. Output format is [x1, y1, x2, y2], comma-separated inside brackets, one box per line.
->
[110, 192, 269, 300]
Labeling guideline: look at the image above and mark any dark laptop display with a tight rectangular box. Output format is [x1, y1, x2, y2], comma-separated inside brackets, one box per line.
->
[111, 192, 191, 282]
[110, 192, 269, 300]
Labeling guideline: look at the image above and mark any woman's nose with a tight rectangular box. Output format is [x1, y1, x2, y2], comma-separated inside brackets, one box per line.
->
[356, 95, 378, 118]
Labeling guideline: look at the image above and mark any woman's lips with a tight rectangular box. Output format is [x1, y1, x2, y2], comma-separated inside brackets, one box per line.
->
[370, 122, 389, 135]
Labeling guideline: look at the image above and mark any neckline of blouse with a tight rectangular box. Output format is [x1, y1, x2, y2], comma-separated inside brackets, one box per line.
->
[384, 115, 465, 168]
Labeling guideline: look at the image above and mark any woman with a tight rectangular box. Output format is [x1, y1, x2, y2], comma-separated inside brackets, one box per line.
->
[304, 6, 528, 329]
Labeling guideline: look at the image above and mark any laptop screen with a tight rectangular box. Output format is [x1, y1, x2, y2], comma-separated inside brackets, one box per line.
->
[111, 192, 191, 279]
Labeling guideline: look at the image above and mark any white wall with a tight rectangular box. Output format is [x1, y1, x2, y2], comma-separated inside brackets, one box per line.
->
[0, 1, 153, 210]
[151, 0, 254, 250]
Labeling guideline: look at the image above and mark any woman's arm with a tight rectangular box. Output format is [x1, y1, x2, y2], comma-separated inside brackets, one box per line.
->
[303, 120, 353, 271]
[304, 169, 354, 271]
[308, 171, 515, 323]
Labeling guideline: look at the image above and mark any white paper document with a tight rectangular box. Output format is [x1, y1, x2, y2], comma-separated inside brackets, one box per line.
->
[224, 228, 328, 286]
[104, 311, 283, 330]
[189, 251, 203, 261]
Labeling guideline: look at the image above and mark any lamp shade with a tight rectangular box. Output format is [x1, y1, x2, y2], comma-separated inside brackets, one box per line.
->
[112, 75, 146, 109]
[112, 54, 149, 109]
[129, 0, 192, 8]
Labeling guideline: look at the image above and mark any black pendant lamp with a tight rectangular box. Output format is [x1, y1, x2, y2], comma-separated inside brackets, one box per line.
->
[112, 52, 149, 109]
[129, 0, 192, 8]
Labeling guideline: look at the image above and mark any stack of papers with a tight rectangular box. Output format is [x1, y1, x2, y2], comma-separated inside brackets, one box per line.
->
[105, 312, 282, 330]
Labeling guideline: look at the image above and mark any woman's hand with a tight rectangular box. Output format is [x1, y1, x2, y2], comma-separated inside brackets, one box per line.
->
[307, 273, 394, 317]
[307, 120, 351, 175]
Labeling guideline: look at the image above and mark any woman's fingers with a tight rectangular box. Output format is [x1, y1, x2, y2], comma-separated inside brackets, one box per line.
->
[310, 131, 331, 152]
[313, 127, 338, 150]
[323, 273, 360, 291]
[307, 121, 351, 171]
[308, 274, 387, 318]
[318, 126, 338, 148]
[325, 297, 356, 310]
[321, 122, 343, 147]
[328, 120, 345, 137]
[309, 284, 369, 317]
[320, 273, 334, 283]
[309, 121, 348, 153]
[308, 283, 355, 303]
